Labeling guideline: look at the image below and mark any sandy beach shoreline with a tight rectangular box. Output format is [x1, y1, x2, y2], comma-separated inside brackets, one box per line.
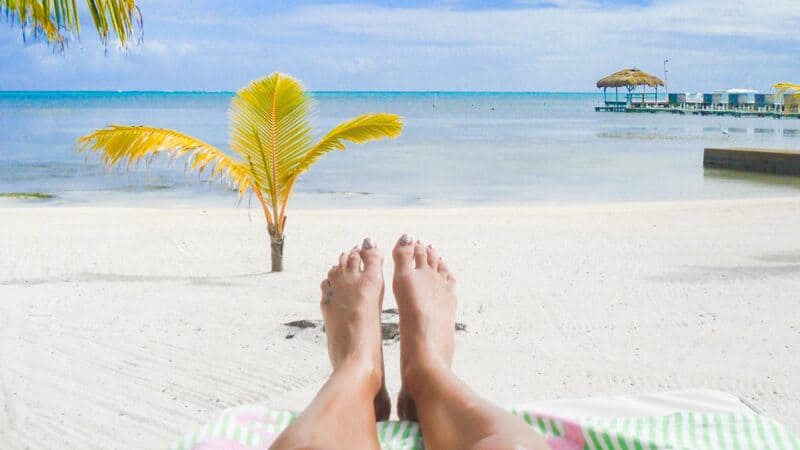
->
[1, 198, 799, 448]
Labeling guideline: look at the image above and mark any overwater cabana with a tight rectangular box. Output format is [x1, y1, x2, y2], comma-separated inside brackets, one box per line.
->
[727, 89, 757, 108]
[595, 77, 800, 118]
[775, 83, 800, 113]
[596, 68, 664, 110]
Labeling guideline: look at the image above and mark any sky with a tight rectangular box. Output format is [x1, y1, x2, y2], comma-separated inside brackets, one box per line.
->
[1, 0, 799, 92]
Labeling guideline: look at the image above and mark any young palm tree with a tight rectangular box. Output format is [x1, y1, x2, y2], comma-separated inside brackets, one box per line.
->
[1, 0, 140, 48]
[78, 73, 403, 272]
[773, 82, 800, 113]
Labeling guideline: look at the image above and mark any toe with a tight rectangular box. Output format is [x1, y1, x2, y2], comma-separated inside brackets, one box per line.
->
[392, 234, 415, 272]
[447, 272, 456, 284]
[328, 265, 339, 279]
[413, 241, 427, 269]
[426, 244, 439, 270]
[346, 247, 361, 271]
[338, 252, 348, 272]
[360, 237, 383, 274]
[437, 258, 448, 276]
[319, 278, 332, 306]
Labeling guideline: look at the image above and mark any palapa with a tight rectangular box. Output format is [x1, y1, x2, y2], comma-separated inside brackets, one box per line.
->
[597, 68, 664, 89]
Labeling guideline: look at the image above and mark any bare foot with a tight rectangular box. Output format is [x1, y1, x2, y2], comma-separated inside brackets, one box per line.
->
[320, 238, 391, 421]
[392, 234, 457, 421]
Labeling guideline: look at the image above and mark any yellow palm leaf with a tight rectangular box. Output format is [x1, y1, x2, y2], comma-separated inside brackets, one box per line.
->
[1, 0, 140, 47]
[773, 82, 800, 113]
[76, 72, 404, 272]
[773, 82, 800, 93]
[86, 0, 139, 46]
[77, 125, 253, 196]
[290, 113, 404, 178]
[229, 73, 315, 213]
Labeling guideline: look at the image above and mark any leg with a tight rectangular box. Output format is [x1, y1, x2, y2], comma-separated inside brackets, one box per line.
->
[393, 235, 550, 450]
[271, 238, 387, 450]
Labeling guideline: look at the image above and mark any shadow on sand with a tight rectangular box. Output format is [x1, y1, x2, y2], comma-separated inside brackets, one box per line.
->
[0, 270, 271, 287]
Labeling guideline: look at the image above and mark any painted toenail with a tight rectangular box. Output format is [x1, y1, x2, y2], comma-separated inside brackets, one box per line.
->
[399, 233, 412, 245]
[428, 244, 434, 249]
[363, 237, 375, 250]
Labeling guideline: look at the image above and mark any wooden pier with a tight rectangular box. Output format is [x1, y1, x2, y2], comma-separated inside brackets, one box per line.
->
[595, 105, 800, 119]
[703, 147, 800, 176]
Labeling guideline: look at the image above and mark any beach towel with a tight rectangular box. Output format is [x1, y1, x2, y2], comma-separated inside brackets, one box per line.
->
[169, 390, 800, 450]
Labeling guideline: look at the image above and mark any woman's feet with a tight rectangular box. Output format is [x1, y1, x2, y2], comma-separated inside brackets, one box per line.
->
[320, 238, 391, 421]
[318, 235, 458, 422]
[392, 234, 458, 421]
[281, 236, 547, 450]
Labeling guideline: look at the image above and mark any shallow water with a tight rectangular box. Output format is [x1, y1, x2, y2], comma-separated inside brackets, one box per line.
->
[1, 91, 800, 208]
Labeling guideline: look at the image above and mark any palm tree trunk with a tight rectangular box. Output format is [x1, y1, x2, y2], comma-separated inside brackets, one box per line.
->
[268, 226, 284, 272]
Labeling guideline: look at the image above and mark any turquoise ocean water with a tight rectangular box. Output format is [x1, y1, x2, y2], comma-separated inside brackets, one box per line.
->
[1, 91, 800, 208]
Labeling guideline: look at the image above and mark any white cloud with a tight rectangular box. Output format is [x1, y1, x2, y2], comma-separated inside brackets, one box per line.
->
[140, 39, 197, 56]
[279, 1, 800, 44]
[143, 39, 170, 55]
[2, 0, 799, 91]
[258, 0, 800, 90]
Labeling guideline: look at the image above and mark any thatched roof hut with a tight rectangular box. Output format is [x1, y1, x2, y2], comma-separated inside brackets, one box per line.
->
[596, 68, 664, 89]
[597, 68, 665, 108]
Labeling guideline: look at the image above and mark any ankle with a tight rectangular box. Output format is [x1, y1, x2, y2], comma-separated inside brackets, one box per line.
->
[335, 355, 383, 393]
[401, 355, 452, 396]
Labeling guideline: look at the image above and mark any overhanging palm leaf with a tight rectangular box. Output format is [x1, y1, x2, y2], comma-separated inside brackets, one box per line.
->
[1, 0, 141, 48]
[77, 73, 404, 272]
[773, 82, 800, 113]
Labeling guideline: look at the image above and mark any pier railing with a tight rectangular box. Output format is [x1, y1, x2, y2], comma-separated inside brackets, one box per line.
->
[595, 101, 799, 118]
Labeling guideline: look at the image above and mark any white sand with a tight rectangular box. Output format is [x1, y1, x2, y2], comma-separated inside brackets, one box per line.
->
[1, 199, 799, 448]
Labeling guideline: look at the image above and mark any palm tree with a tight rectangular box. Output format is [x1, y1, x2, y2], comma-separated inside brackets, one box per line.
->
[1, 0, 140, 48]
[78, 73, 403, 272]
[773, 82, 800, 113]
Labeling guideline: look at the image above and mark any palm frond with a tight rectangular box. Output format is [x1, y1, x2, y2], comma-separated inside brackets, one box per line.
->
[75, 73, 404, 272]
[229, 72, 315, 210]
[290, 113, 403, 177]
[1, 0, 140, 47]
[774, 82, 800, 112]
[77, 125, 253, 195]
[2, 0, 63, 42]
[773, 82, 800, 94]
[86, 0, 140, 46]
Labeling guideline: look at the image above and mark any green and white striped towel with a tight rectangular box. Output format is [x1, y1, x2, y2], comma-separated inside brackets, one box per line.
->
[169, 404, 799, 449]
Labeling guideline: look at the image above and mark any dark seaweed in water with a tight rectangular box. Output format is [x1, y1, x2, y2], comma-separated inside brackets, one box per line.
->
[0, 192, 55, 200]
